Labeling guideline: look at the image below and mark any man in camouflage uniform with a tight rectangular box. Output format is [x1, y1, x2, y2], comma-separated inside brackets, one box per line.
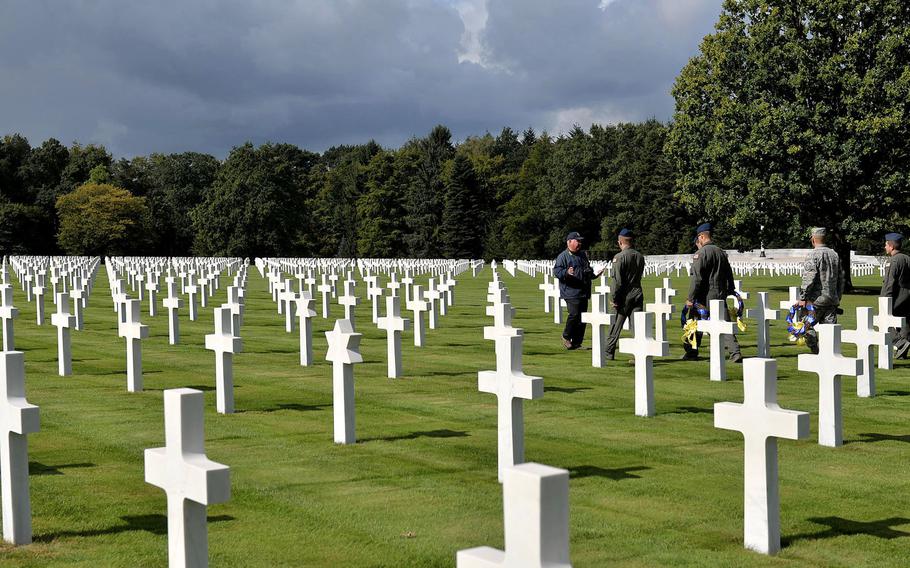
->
[798, 227, 845, 354]
[683, 223, 742, 362]
[604, 228, 644, 361]
[880, 232, 910, 359]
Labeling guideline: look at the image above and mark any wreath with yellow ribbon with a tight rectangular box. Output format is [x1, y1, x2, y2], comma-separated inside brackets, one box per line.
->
[680, 303, 709, 349]
[786, 304, 817, 346]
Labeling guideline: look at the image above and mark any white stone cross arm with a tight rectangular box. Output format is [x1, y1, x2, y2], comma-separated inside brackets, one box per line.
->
[0, 351, 40, 440]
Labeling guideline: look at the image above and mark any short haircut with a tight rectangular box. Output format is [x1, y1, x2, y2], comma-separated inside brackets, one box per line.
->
[888, 239, 903, 251]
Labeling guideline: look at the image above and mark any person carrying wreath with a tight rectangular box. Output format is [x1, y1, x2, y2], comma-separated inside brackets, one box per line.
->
[798, 227, 844, 354]
[683, 223, 742, 362]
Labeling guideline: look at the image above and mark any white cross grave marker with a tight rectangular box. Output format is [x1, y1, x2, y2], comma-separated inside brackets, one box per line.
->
[714, 358, 809, 555]
[873, 296, 905, 370]
[119, 299, 149, 392]
[0, 352, 39, 545]
[317, 275, 332, 319]
[797, 324, 861, 447]
[745, 292, 778, 358]
[204, 307, 242, 414]
[407, 285, 429, 347]
[479, 302, 544, 482]
[50, 292, 76, 376]
[697, 299, 737, 381]
[163, 278, 183, 345]
[296, 292, 316, 366]
[842, 307, 886, 398]
[619, 311, 669, 417]
[0, 286, 19, 351]
[456, 463, 571, 568]
[338, 280, 360, 331]
[645, 287, 674, 343]
[778, 286, 799, 312]
[325, 319, 363, 444]
[377, 295, 411, 378]
[144, 388, 230, 568]
[581, 293, 614, 367]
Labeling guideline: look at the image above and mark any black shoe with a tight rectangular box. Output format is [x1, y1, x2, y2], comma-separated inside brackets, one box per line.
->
[680, 352, 699, 361]
[729, 352, 743, 364]
[562, 337, 573, 349]
[568, 344, 581, 351]
[604, 351, 615, 361]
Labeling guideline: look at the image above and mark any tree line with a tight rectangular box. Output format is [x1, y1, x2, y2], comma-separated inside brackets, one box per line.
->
[1, 0, 906, 261]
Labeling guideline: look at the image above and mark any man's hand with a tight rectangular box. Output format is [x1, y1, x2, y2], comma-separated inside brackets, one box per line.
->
[685, 300, 693, 307]
[595, 269, 605, 278]
[567, 266, 575, 276]
[611, 302, 618, 310]
[797, 300, 807, 307]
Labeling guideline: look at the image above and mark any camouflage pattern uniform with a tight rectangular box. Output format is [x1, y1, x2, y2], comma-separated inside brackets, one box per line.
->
[800, 245, 844, 353]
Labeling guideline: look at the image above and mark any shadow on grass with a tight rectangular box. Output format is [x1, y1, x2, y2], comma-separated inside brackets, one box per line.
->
[669, 406, 713, 415]
[783, 516, 910, 546]
[362, 429, 469, 443]
[881, 390, 910, 397]
[850, 286, 884, 296]
[144, 385, 216, 392]
[569, 465, 650, 480]
[854, 432, 910, 444]
[545, 386, 592, 394]
[30, 462, 95, 476]
[35, 514, 236, 542]
[240, 403, 329, 413]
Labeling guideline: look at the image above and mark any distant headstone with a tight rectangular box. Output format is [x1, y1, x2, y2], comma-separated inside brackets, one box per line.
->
[50, 292, 76, 376]
[618, 312, 669, 417]
[745, 292, 778, 359]
[377, 295, 411, 378]
[842, 307, 886, 398]
[205, 307, 242, 414]
[697, 299, 737, 381]
[119, 299, 149, 392]
[325, 319, 363, 444]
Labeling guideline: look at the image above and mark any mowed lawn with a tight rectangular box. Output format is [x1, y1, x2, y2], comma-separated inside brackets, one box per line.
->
[1, 264, 908, 567]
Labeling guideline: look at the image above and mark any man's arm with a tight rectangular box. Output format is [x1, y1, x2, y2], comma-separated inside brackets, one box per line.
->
[612, 254, 628, 304]
[799, 255, 818, 301]
[686, 252, 704, 305]
[882, 262, 895, 298]
[553, 252, 569, 281]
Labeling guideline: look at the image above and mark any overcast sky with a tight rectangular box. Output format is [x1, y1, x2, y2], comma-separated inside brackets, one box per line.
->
[0, 0, 722, 158]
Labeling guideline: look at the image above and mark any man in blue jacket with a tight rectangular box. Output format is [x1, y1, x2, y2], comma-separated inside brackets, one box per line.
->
[554, 231, 603, 349]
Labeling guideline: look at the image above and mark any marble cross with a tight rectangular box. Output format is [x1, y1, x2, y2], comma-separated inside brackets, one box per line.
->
[0, 352, 39, 545]
[325, 319, 363, 444]
[119, 299, 150, 392]
[479, 306, 544, 482]
[145, 388, 230, 568]
[317, 275, 332, 319]
[777, 286, 799, 312]
[645, 287, 674, 343]
[581, 293, 614, 367]
[456, 463, 571, 567]
[50, 292, 76, 376]
[146, 272, 160, 317]
[295, 292, 317, 366]
[407, 285, 429, 347]
[32, 274, 46, 326]
[841, 307, 886, 398]
[163, 277, 184, 345]
[338, 280, 360, 331]
[873, 296, 905, 371]
[619, 311, 669, 417]
[185, 280, 199, 321]
[279, 279, 298, 332]
[205, 307, 242, 414]
[377, 295, 411, 378]
[0, 285, 19, 351]
[715, 358, 809, 555]
[697, 299, 737, 381]
[745, 292, 778, 358]
[797, 324, 861, 447]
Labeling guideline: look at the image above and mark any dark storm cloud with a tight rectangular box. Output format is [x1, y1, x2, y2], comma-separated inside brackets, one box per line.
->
[0, 0, 721, 158]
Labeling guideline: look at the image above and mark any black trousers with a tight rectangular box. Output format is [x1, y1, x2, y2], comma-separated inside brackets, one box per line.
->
[605, 297, 643, 355]
[563, 298, 588, 347]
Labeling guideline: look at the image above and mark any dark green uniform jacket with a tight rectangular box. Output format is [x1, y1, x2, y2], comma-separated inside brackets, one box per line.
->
[611, 247, 644, 307]
[881, 251, 910, 316]
[686, 243, 735, 304]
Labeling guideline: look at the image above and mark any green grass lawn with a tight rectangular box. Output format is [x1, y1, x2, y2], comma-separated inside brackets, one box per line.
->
[1, 265, 908, 567]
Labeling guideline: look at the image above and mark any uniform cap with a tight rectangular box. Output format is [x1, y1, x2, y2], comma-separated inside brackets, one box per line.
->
[811, 227, 826, 237]
[695, 222, 712, 234]
[885, 232, 904, 242]
[618, 228, 633, 238]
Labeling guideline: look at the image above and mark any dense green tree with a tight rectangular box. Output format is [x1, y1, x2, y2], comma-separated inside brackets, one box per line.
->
[405, 125, 454, 257]
[0, 134, 32, 203]
[356, 151, 410, 258]
[667, 0, 910, 279]
[191, 143, 318, 257]
[55, 183, 148, 255]
[441, 154, 483, 258]
[57, 143, 112, 196]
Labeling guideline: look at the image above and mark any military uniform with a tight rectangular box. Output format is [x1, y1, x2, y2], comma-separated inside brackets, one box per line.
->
[881, 248, 910, 355]
[604, 246, 644, 357]
[800, 244, 844, 353]
[684, 242, 741, 358]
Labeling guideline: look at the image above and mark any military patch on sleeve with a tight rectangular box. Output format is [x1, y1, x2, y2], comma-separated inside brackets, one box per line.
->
[692, 253, 700, 260]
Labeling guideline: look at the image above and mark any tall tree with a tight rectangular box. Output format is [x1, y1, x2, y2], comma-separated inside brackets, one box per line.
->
[55, 183, 148, 255]
[441, 154, 483, 258]
[356, 151, 410, 258]
[405, 125, 454, 257]
[667, 0, 910, 281]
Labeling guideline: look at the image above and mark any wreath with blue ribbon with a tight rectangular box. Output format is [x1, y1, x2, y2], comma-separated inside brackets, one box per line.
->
[728, 291, 747, 333]
[680, 302, 709, 349]
[786, 303, 817, 346]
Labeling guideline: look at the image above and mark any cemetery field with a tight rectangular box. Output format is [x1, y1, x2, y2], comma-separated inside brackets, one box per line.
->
[2, 266, 910, 567]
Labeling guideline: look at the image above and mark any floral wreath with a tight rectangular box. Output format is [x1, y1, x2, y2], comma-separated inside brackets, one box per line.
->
[728, 291, 748, 333]
[786, 303, 817, 346]
[680, 302, 709, 349]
